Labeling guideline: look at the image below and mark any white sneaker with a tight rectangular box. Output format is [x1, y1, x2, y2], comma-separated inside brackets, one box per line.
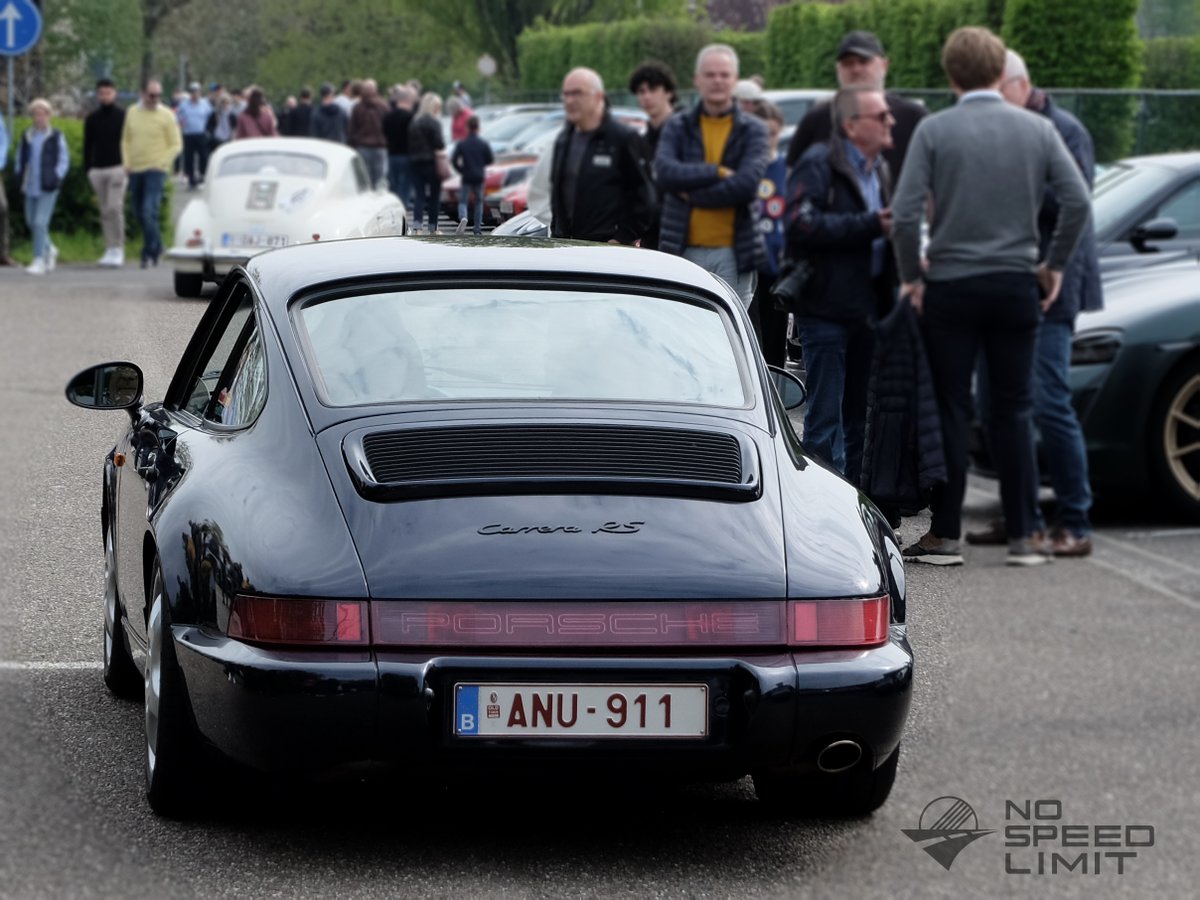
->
[47, 245, 59, 272]
[25, 258, 47, 275]
[110, 248, 124, 267]
[98, 248, 115, 266]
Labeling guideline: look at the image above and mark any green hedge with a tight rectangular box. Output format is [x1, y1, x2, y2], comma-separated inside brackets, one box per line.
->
[518, 17, 765, 93]
[767, 0, 987, 89]
[4, 115, 172, 244]
[1003, 0, 1141, 160]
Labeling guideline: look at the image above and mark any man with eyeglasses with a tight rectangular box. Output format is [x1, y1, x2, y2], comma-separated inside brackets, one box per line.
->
[787, 31, 926, 183]
[784, 86, 897, 487]
[549, 67, 655, 245]
[121, 80, 182, 268]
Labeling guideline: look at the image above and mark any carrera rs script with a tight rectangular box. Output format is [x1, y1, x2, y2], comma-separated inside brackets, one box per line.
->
[477, 521, 644, 535]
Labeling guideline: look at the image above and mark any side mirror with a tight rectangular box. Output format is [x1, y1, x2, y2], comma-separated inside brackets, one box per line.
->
[65, 362, 144, 410]
[768, 366, 807, 411]
[1130, 217, 1178, 252]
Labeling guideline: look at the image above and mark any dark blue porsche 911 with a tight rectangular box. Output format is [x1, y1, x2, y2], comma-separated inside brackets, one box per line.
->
[67, 238, 912, 818]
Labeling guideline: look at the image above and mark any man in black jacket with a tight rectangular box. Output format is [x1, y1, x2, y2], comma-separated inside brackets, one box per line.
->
[84, 77, 127, 267]
[785, 86, 895, 486]
[786, 31, 926, 183]
[550, 67, 655, 245]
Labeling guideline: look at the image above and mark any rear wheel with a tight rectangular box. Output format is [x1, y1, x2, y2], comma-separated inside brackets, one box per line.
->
[173, 271, 204, 298]
[1149, 359, 1200, 520]
[754, 743, 900, 817]
[144, 562, 202, 817]
[102, 528, 140, 699]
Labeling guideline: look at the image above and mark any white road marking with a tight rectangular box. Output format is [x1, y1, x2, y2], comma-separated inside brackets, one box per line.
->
[1086, 548, 1200, 611]
[1093, 531, 1200, 577]
[0, 661, 103, 671]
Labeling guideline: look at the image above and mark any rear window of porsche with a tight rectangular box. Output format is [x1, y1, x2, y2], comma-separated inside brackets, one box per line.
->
[218, 153, 327, 180]
[296, 287, 746, 407]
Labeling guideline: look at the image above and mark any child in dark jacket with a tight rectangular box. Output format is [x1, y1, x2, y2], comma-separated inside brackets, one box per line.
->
[450, 116, 494, 234]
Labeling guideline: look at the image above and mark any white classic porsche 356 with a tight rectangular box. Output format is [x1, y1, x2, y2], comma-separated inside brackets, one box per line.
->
[168, 138, 407, 297]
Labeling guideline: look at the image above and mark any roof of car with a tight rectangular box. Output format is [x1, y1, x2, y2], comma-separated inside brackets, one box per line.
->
[244, 237, 738, 307]
[211, 136, 358, 163]
[1118, 151, 1200, 171]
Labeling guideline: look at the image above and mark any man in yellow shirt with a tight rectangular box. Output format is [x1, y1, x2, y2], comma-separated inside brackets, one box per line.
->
[121, 80, 182, 268]
[654, 44, 769, 309]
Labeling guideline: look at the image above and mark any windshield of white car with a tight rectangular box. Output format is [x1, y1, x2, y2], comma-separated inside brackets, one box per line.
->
[1092, 162, 1176, 237]
[297, 288, 745, 407]
[218, 153, 328, 180]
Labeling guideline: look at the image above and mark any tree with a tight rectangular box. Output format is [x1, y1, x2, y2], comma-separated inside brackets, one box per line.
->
[139, 0, 194, 86]
[156, 0, 263, 92]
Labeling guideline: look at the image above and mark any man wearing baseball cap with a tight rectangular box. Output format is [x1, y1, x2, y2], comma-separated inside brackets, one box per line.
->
[787, 30, 926, 181]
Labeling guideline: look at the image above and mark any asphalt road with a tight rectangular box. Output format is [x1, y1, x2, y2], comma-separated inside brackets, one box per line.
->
[1, 264, 1197, 899]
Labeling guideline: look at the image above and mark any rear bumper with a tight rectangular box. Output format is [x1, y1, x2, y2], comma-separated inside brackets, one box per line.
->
[166, 247, 256, 280]
[175, 626, 913, 778]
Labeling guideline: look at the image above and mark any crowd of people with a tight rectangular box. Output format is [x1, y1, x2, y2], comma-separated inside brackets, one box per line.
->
[536, 28, 1100, 568]
[0, 27, 1102, 566]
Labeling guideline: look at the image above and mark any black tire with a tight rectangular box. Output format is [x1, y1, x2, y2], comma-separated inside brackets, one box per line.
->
[144, 562, 202, 817]
[754, 743, 900, 817]
[173, 271, 204, 298]
[102, 527, 141, 699]
[1148, 359, 1200, 521]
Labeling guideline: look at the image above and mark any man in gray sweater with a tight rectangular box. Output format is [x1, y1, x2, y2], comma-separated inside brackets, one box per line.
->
[891, 26, 1090, 568]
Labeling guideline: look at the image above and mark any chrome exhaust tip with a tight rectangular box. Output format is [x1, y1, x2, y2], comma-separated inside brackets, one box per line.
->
[817, 739, 863, 773]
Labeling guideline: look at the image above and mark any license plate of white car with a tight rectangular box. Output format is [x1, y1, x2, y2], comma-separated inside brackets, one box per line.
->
[454, 683, 708, 738]
[221, 232, 289, 248]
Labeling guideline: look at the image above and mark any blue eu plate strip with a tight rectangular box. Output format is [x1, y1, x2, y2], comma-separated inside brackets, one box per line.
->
[456, 685, 479, 734]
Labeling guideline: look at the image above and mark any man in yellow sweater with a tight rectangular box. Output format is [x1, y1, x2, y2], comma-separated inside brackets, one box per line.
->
[121, 80, 182, 268]
[654, 44, 769, 310]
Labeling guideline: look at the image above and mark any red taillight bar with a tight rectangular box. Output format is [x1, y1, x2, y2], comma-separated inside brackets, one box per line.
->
[228, 596, 369, 646]
[788, 595, 890, 648]
[226, 596, 890, 650]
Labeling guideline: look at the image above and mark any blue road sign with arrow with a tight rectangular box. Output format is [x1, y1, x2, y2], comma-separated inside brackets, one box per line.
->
[0, 0, 42, 57]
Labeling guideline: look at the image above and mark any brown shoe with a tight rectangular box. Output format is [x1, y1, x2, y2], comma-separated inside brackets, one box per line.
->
[965, 519, 1007, 545]
[0, 255, 19, 267]
[1049, 528, 1092, 557]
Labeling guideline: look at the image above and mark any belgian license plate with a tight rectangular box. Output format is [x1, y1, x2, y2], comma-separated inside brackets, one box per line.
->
[221, 232, 289, 249]
[454, 683, 708, 738]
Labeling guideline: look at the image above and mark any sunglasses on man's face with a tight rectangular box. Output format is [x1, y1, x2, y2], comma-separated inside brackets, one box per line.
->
[146, 92, 161, 99]
[853, 110, 893, 124]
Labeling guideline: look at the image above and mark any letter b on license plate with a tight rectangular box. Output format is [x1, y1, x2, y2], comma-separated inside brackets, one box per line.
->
[454, 683, 708, 738]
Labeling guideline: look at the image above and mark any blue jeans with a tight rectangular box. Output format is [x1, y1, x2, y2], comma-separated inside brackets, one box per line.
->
[795, 315, 874, 485]
[357, 147, 387, 190]
[129, 170, 166, 262]
[24, 191, 59, 260]
[388, 154, 411, 207]
[459, 180, 484, 234]
[1033, 320, 1092, 535]
[410, 159, 441, 231]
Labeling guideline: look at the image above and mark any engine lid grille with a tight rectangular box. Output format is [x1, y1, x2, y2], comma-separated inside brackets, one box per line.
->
[346, 423, 760, 501]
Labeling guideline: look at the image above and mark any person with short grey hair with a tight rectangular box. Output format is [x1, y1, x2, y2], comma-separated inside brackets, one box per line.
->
[785, 86, 897, 485]
[655, 43, 768, 309]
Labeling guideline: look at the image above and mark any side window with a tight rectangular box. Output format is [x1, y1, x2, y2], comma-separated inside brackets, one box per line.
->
[181, 286, 265, 425]
[1157, 180, 1200, 240]
[215, 327, 267, 426]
